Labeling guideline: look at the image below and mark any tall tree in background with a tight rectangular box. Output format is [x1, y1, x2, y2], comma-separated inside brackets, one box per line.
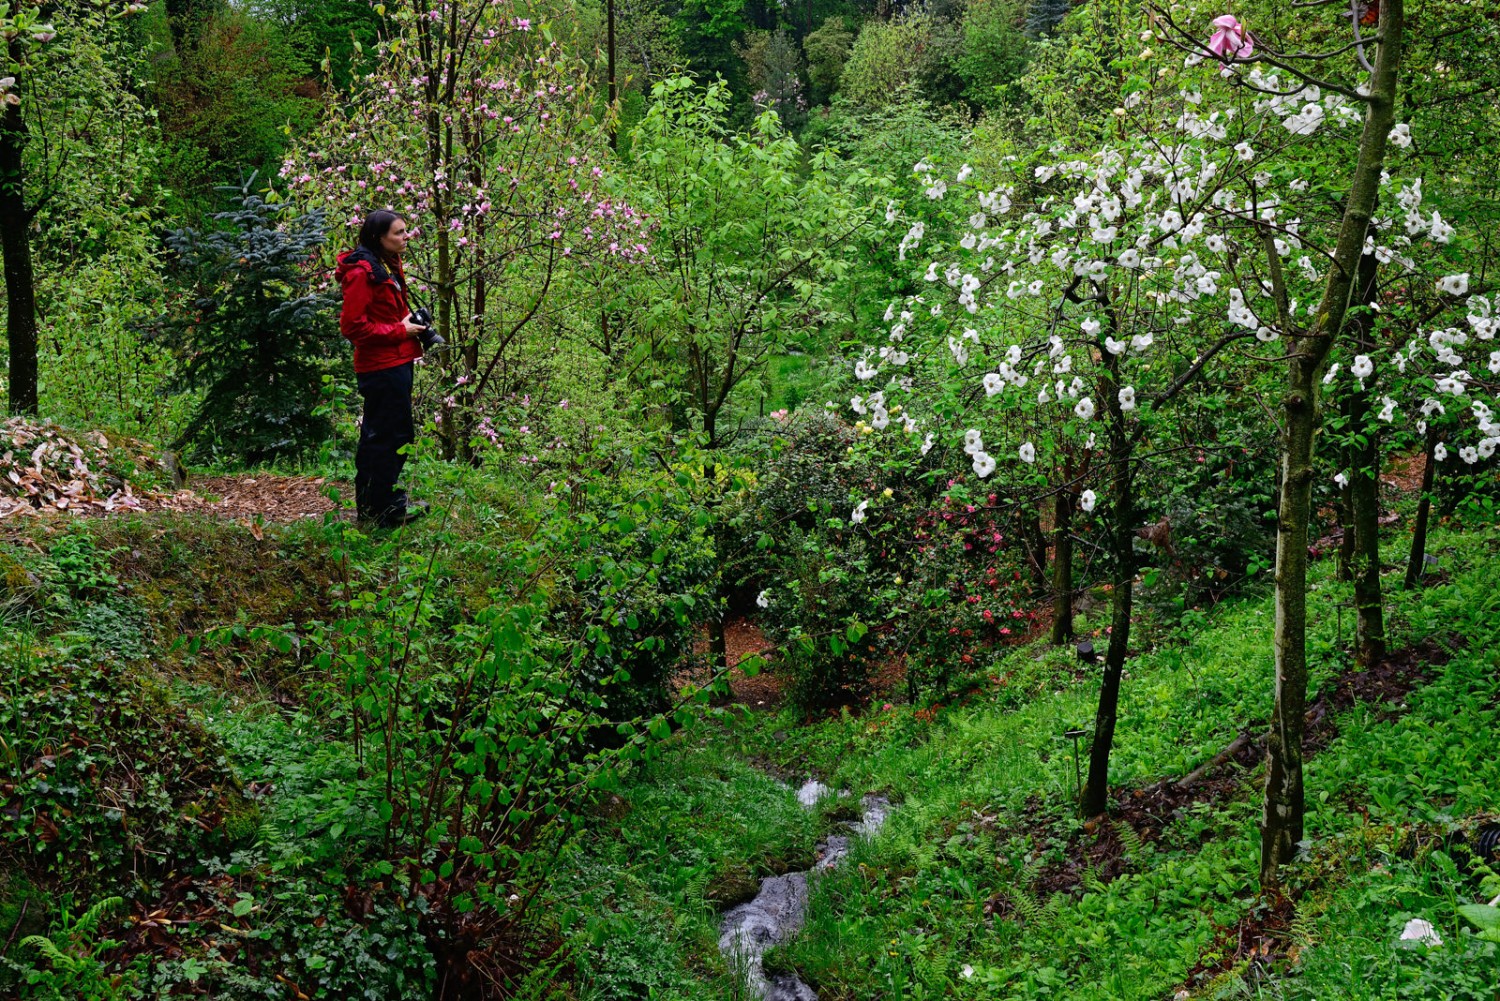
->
[620, 77, 879, 671]
[1, 1, 156, 416]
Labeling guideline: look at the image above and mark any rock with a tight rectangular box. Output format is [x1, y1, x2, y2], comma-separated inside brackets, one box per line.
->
[795, 780, 829, 807]
[1399, 917, 1442, 947]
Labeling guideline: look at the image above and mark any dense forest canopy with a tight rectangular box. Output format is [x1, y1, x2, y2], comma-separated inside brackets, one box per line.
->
[1, 0, 1498, 999]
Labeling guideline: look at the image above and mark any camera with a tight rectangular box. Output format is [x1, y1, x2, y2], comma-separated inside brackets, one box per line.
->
[409, 308, 447, 350]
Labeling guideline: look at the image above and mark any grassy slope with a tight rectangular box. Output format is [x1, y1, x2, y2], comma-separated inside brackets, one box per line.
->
[566, 527, 1500, 1000]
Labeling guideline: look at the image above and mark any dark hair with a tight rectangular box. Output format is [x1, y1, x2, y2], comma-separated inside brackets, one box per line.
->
[357, 210, 406, 258]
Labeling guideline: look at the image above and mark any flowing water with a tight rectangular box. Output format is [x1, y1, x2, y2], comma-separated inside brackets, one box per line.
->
[717, 780, 891, 1000]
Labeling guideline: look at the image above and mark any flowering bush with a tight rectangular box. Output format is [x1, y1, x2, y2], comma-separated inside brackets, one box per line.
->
[747, 410, 1034, 711]
[282, 0, 650, 456]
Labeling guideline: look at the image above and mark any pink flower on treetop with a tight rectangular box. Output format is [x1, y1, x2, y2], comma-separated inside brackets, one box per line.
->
[1207, 14, 1253, 60]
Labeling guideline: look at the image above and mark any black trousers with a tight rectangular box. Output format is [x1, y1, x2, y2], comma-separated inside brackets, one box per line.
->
[355, 362, 414, 522]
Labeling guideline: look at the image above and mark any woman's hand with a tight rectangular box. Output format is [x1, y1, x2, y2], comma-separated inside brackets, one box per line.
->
[401, 314, 426, 337]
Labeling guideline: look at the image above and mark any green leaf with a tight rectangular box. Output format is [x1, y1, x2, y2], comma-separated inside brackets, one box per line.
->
[232, 897, 255, 917]
[846, 621, 868, 643]
[1459, 904, 1500, 931]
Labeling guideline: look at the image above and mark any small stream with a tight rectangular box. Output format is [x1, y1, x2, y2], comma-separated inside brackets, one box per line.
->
[717, 780, 891, 1000]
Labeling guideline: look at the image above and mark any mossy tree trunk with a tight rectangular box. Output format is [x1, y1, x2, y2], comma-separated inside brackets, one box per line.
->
[1261, 0, 1404, 888]
[1086, 420, 1128, 816]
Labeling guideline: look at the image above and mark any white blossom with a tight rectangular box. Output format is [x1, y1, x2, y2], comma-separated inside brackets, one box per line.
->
[756, 590, 770, 609]
[1438, 273, 1469, 296]
[1434, 442, 1448, 463]
[1400, 919, 1443, 947]
[1074, 397, 1096, 420]
[1388, 123, 1412, 148]
[851, 500, 869, 523]
[1118, 386, 1136, 411]
[1019, 441, 1036, 463]
[983, 372, 1004, 396]
[1351, 355, 1374, 379]
[1079, 489, 1097, 512]
[972, 451, 996, 477]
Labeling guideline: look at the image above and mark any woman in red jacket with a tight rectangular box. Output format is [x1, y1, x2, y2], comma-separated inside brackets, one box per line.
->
[336, 210, 427, 527]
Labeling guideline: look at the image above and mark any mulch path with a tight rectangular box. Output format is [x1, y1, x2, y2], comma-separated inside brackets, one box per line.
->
[0, 417, 349, 527]
[679, 616, 789, 709]
[153, 475, 348, 525]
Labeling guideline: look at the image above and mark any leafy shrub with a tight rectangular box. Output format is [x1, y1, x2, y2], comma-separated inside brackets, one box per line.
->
[545, 470, 719, 724]
[750, 411, 1034, 711]
[803, 18, 853, 105]
[0, 652, 250, 890]
[838, 16, 926, 108]
[1135, 419, 1278, 627]
[956, 0, 1030, 109]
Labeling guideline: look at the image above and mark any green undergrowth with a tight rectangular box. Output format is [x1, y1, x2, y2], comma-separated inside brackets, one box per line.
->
[556, 743, 826, 1000]
[572, 527, 1500, 999]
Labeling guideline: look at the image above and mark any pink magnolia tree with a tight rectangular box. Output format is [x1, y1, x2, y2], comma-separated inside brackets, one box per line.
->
[844, 0, 1488, 880]
[281, 0, 649, 458]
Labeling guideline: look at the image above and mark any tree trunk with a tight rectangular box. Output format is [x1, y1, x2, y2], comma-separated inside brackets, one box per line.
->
[1022, 505, 1048, 593]
[1050, 485, 1074, 645]
[1081, 434, 1132, 817]
[0, 44, 38, 417]
[1349, 399, 1384, 665]
[1262, 357, 1318, 881]
[1404, 427, 1437, 590]
[607, 0, 617, 151]
[1336, 410, 1355, 583]
[1261, 0, 1405, 889]
[1348, 233, 1385, 666]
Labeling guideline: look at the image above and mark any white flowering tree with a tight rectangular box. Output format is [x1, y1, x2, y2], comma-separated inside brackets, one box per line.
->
[1322, 263, 1497, 603]
[845, 0, 1490, 881]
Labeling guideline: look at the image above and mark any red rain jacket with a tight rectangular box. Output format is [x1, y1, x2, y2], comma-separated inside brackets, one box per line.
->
[336, 249, 423, 374]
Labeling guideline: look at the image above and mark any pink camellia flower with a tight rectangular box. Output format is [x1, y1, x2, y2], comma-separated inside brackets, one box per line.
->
[1207, 14, 1253, 60]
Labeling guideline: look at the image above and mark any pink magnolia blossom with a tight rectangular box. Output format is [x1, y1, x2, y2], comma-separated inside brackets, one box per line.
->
[1207, 14, 1253, 61]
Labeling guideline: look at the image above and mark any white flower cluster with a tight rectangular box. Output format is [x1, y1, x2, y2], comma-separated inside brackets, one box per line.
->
[845, 62, 1490, 522]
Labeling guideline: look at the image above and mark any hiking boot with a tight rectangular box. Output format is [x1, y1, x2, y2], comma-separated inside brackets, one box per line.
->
[379, 500, 429, 528]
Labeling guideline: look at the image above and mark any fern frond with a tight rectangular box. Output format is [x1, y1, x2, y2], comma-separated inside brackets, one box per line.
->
[509, 947, 571, 1001]
[18, 935, 79, 973]
[1008, 886, 1042, 924]
[1113, 820, 1144, 862]
[75, 896, 125, 936]
[685, 868, 711, 912]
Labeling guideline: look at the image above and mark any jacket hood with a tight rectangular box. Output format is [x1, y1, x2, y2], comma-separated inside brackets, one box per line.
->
[336, 246, 396, 285]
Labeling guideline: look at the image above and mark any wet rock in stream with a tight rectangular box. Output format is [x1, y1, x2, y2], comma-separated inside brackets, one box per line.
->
[718, 783, 891, 1000]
